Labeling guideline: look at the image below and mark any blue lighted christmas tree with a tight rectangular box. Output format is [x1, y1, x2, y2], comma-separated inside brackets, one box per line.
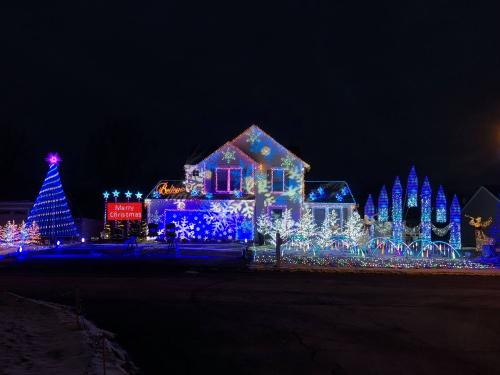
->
[392, 176, 403, 241]
[435, 185, 447, 223]
[378, 185, 389, 222]
[27, 154, 78, 239]
[420, 176, 432, 242]
[407, 166, 418, 208]
[449, 195, 461, 249]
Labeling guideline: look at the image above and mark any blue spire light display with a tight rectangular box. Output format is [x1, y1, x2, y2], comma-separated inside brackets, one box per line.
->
[435, 185, 447, 223]
[378, 185, 389, 222]
[364, 194, 375, 220]
[407, 166, 418, 208]
[420, 176, 432, 242]
[392, 177, 403, 241]
[27, 154, 78, 239]
[450, 195, 461, 249]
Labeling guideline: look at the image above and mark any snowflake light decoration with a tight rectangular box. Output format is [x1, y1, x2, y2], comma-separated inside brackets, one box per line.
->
[152, 191, 160, 199]
[222, 148, 236, 164]
[246, 128, 261, 145]
[280, 154, 295, 170]
[233, 190, 243, 198]
[191, 188, 199, 197]
[205, 192, 213, 199]
[335, 193, 343, 202]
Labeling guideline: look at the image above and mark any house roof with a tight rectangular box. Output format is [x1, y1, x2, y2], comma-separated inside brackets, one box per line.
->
[231, 125, 311, 170]
[304, 181, 356, 204]
[193, 124, 310, 170]
[463, 185, 500, 211]
[482, 185, 500, 199]
[197, 141, 258, 167]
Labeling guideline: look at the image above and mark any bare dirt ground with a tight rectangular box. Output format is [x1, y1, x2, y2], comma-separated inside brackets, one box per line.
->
[1, 259, 500, 374]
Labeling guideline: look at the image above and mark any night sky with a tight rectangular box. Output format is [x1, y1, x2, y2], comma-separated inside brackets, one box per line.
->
[2, 1, 500, 219]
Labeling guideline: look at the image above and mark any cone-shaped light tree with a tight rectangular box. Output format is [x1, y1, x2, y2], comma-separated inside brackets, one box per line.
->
[420, 177, 432, 242]
[407, 166, 418, 207]
[27, 153, 78, 239]
[364, 194, 375, 220]
[392, 176, 403, 242]
[378, 185, 389, 222]
[450, 195, 461, 249]
[435, 185, 447, 223]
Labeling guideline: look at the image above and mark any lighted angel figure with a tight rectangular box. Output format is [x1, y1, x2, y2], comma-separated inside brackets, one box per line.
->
[465, 215, 495, 252]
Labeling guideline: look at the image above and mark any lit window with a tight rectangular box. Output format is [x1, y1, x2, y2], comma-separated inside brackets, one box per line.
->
[272, 169, 285, 192]
[216, 168, 242, 193]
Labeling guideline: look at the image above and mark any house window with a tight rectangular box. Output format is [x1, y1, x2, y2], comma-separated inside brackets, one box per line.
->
[216, 168, 242, 193]
[313, 207, 326, 226]
[272, 169, 285, 192]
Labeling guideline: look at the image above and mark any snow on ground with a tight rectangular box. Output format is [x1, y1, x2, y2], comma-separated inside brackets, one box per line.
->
[0, 292, 137, 375]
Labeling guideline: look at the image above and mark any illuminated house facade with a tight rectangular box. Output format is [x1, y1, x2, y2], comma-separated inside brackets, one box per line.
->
[145, 125, 356, 241]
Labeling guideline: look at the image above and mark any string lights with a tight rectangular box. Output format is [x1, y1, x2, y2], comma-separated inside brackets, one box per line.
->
[26, 154, 78, 239]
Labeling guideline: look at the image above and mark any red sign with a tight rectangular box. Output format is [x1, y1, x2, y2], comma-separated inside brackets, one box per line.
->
[107, 203, 142, 221]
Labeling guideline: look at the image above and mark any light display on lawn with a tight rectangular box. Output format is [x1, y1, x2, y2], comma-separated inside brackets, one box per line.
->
[26, 154, 78, 239]
[391, 176, 403, 242]
[0, 221, 41, 247]
[363, 168, 462, 255]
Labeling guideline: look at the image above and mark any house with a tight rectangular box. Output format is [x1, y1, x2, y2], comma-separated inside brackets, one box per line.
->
[145, 125, 356, 241]
[462, 186, 500, 249]
[0, 201, 33, 226]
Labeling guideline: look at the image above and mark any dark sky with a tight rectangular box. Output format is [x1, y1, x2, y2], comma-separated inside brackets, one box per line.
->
[1, 1, 500, 218]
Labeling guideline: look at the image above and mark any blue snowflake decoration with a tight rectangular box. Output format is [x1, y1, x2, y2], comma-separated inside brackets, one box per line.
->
[309, 192, 317, 201]
[335, 193, 343, 202]
[152, 191, 160, 199]
[317, 187, 325, 197]
[233, 190, 243, 198]
[341, 186, 349, 196]
[205, 192, 213, 199]
[191, 188, 200, 197]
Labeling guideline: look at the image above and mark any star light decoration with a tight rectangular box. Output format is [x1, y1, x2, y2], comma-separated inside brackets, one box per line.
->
[103, 191, 110, 200]
[45, 153, 61, 165]
[135, 192, 143, 200]
[222, 148, 236, 164]
[112, 190, 120, 198]
[125, 191, 133, 199]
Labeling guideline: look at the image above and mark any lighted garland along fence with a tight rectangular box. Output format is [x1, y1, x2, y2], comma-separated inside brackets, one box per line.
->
[266, 235, 460, 260]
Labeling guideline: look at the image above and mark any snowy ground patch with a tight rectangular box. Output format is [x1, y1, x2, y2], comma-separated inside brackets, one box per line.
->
[0, 293, 137, 375]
